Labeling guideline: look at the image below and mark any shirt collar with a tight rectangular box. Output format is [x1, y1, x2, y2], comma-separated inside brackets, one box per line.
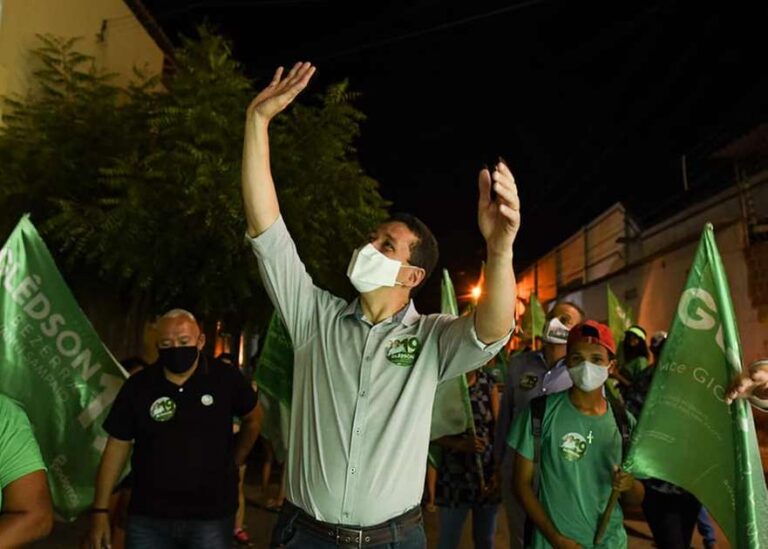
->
[342, 299, 420, 327]
[534, 351, 567, 370]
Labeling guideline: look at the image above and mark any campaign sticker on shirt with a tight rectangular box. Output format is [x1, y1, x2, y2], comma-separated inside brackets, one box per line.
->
[201, 394, 214, 406]
[560, 432, 588, 462]
[519, 373, 539, 391]
[385, 336, 421, 367]
[149, 397, 176, 422]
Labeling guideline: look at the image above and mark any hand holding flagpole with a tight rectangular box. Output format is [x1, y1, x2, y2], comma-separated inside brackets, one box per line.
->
[594, 467, 638, 545]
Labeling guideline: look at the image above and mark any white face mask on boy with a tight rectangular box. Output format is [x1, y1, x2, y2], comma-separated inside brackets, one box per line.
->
[568, 361, 610, 391]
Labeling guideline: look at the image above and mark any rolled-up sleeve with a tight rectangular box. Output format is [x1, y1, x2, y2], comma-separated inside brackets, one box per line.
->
[507, 403, 534, 461]
[248, 216, 318, 348]
[436, 312, 511, 382]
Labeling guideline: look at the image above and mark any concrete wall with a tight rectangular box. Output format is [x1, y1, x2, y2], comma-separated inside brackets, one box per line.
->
[557, 180, 768, 364]
[0, 0, 165, 119]
[518, 203, 641, 298]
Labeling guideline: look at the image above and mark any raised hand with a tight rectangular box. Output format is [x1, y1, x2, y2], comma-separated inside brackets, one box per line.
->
[478, 159, 521, 256]
[246, 62, 316, 124]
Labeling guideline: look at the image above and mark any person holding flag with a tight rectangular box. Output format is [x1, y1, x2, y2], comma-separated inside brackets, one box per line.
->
[432, 366, 501, 549]
[496, 300, 584, 548]
[508, 320, 644, 548]
[623, 224, 768, 548]
[242, 62, 518, 547]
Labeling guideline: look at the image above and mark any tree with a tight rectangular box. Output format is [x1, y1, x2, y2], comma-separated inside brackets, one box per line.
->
[0, 29, 389, 352]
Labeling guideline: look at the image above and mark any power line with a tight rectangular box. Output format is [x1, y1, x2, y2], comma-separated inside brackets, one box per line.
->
[316, 0, 549, 62]
[154, 0, 326, 20]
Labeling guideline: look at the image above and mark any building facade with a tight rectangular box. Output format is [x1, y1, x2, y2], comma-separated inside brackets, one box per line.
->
[517, 126, 768, 364]
[0, 0, 171, 120]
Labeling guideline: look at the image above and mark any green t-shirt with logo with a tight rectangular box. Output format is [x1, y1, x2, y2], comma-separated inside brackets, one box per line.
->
[0, 394, 46, 510]
[507, 391, 636, 549]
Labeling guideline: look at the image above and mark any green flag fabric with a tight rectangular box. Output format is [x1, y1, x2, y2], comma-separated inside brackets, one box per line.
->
[521, 293, 546, 343]
[253, 312, 294, 461]
[0, 216, 127, 520]
[623, 224, 768, 548]
[440, 267, 459, 317]
[429, 271, 474, 467]
[607, 284, 634, 347]
[258, 392, 291, 463]
[254, 312, 293, 406]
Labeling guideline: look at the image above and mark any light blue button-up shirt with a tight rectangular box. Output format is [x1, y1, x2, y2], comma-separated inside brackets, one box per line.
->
[250, 216, 510, 526]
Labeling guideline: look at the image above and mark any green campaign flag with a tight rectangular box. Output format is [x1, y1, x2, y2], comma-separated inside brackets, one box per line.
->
[0, 216, 127, 520]
[607, 284, 633, 347]
[623, 224, 768, 548]
[440, 267, 459, 317]
[253, 312, 294, 461]
[254, 312, 293, 406]
[521, 293, 545, 342]
[429, 270, 474, 467]
[258, 392, 291, 463]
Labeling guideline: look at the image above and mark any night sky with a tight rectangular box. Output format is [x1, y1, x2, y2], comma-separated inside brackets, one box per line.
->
[142, 0, 767, 308]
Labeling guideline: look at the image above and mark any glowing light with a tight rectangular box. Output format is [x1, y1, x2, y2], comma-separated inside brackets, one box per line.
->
[471, 286, 482, 300]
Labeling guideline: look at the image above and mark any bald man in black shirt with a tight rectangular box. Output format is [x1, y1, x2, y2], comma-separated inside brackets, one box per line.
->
[85, 309, 261, 549]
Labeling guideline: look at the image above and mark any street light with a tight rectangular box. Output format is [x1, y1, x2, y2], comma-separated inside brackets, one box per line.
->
[471, 285, 482, 301]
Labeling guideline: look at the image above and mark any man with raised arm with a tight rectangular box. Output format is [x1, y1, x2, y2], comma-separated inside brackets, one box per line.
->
[243, 62, 519, 547]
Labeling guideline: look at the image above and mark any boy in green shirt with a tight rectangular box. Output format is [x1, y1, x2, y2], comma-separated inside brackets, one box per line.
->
[508, 320, 644, 548]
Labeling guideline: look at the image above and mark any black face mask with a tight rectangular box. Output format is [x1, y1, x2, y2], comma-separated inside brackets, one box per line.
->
[158, 346, 199, 374]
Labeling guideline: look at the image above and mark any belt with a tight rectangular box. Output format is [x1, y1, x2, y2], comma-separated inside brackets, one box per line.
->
[290, 503, 422, 547]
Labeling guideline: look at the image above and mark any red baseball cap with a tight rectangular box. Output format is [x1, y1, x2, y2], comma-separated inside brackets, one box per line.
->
[567, 320, 616, 355]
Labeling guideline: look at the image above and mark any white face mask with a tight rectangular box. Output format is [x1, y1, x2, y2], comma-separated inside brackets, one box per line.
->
[568, 361, 610, 392]
[543, 317, 571, 345]
[346, 243, 408, 294]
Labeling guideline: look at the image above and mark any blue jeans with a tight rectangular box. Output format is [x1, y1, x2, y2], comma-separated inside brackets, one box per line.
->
[697, 507, 717, 547]
[438, 504, 498, 549]
[126, 514, 234, 549]
[272, 502, 426, 548]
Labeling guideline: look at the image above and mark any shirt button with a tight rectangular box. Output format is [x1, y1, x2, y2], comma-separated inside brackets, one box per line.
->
[355, 428, 362, 435]
[360, 390, 367, 397]
[365, 355, 372, 361]
[179, 388, 184, 393]
[350, 467, 356, 474]
[542, 388, 547, 393]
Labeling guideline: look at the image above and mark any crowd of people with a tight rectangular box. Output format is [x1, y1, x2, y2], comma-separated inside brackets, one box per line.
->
[0, 61, 766, 549]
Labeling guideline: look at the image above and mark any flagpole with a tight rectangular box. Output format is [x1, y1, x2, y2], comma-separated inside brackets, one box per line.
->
[460, 373, 487, 494]
[466, 280, 485, 494]
[594, 488, 620, 545]
[442, 269, 486, 493]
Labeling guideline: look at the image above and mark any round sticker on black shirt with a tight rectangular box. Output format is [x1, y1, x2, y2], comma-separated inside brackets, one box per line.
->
[150, 397, 176, 422]
[519, 373, 539, 391]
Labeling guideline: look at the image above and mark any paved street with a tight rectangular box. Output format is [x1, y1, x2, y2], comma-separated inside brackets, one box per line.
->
[31, 472, 727, 548]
